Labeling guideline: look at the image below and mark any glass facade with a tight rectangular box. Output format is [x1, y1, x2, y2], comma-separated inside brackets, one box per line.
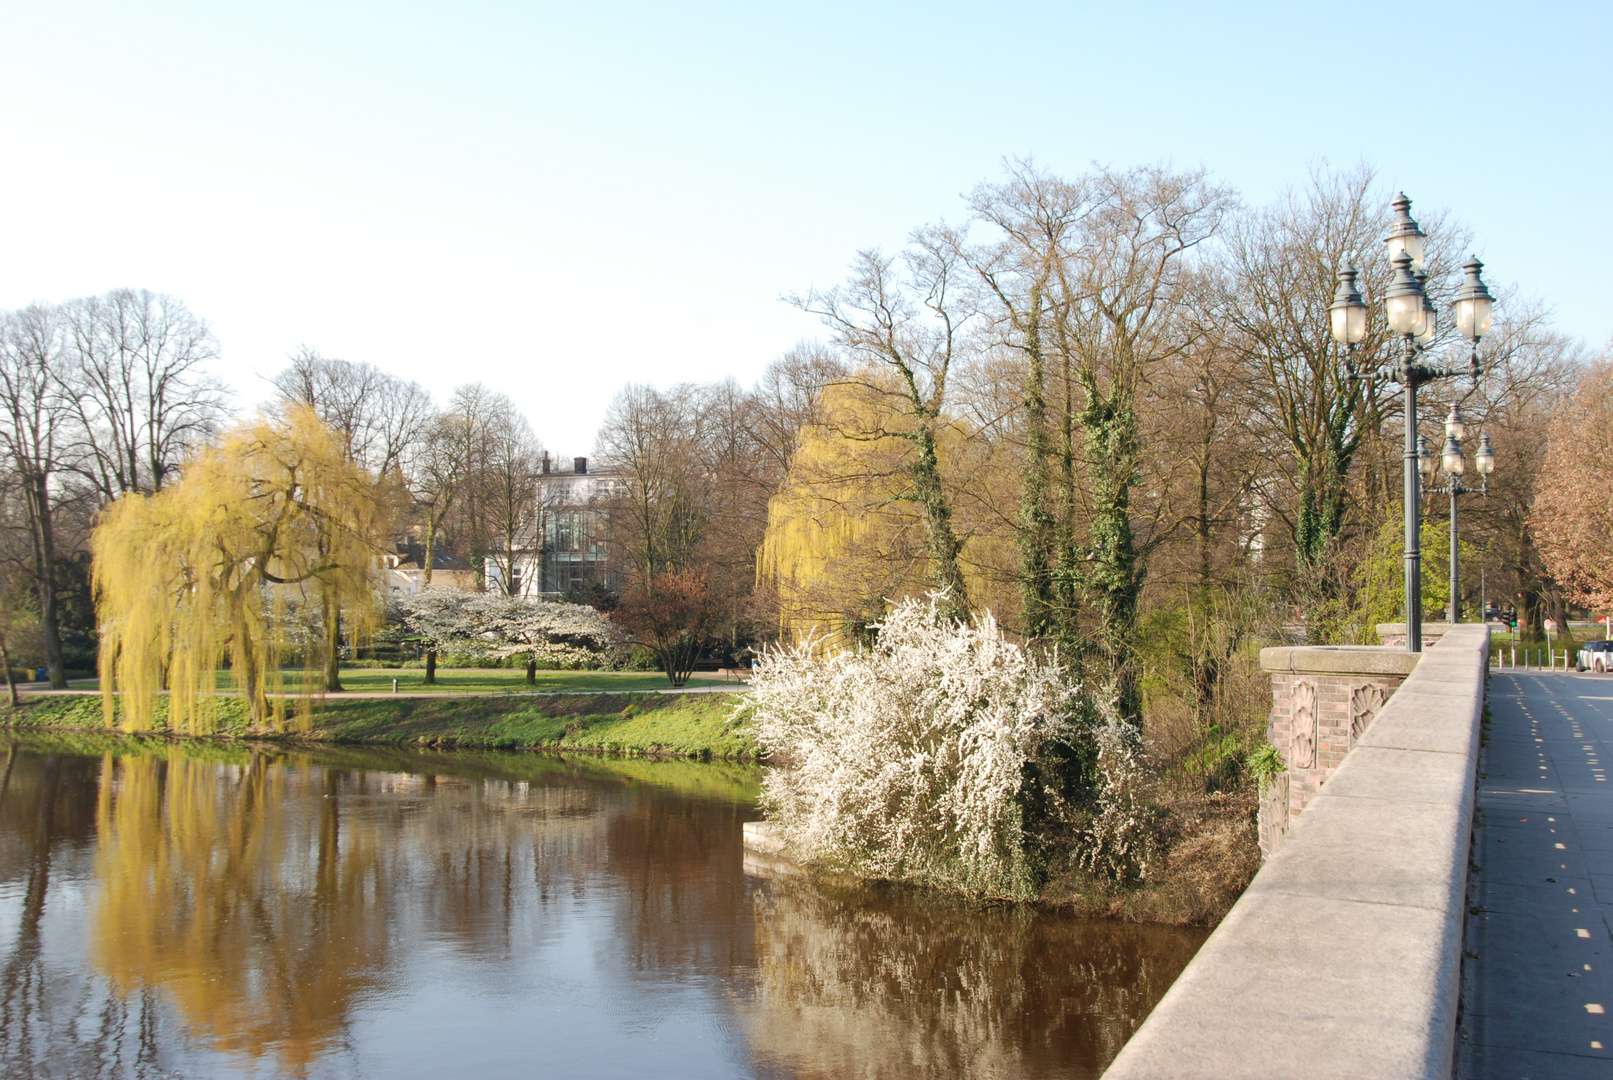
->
[539, 508, 613, 596]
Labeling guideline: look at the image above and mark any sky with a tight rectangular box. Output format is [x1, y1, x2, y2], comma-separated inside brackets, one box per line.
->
[0, 1, 1608, 454]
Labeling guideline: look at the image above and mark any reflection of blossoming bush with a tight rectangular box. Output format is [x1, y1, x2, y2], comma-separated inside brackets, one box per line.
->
[749, 593, 1081, 899]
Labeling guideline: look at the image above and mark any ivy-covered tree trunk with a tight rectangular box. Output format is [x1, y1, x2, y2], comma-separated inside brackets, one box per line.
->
[1069, 380, 1144, 727]
[1017, 310, 1057, 640]
[909, 418, 969, 621]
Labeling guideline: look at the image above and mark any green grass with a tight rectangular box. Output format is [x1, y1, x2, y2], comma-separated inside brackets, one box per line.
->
[0, 689, 759, 759]
[61, 667, 736, 695]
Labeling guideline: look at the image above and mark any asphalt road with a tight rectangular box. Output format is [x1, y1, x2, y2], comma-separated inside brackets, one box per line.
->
[1461, 671, 1613, 1077]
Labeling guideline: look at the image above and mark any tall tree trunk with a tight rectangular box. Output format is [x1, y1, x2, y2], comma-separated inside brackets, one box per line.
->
[1074, 381, 1143, 727]
[910, 419, 969, 620]
[525, 656, 536, 685]
[322, 590, 344, 692]
[22, 473, 66, 689]
[1018, 315, 1056, 639]
[0, 635, 17, 708]
[421, 523, 438, 685]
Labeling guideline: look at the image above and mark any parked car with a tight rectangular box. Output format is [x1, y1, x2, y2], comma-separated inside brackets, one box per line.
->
[1577, 640, 1613, 672]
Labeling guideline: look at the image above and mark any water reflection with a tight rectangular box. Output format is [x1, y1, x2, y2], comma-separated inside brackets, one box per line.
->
[744, 880, 1203, 1079]
[0, 735, 1203, 1079]
[91, 750, 393, 1071]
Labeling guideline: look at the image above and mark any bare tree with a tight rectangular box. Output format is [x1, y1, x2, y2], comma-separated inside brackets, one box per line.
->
[791, 238, 974, 620]
[478, 397, 544, 597]
[597, 383, 713, 580]
[272, 348, 432, 476]
[1215, 167, 1473, 588]
[61, 289, 228, 499]
[964, 164, 1232, 724]
[0, 307, 72, 688]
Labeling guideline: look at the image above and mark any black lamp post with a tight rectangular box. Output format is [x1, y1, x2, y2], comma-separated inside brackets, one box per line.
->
[1418, 406, 1497, 623]
[1328, 193, 1496, 652]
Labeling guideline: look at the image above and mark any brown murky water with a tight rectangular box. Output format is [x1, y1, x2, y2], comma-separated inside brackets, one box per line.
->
[0, 735, 1206, 1079]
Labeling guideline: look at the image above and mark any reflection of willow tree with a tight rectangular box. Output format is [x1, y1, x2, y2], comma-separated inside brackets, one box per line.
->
[89, 750, 391, 1075]
[91, 406, 386, 733]
[744, 879, 1205, 1080]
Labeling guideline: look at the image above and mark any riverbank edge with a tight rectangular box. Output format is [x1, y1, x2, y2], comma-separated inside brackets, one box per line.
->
[0, 690, 760, 761]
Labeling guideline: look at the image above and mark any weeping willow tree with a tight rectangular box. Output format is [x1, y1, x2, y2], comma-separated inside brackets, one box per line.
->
[91, 406, 387, 733]
[760, 379, 999, 645]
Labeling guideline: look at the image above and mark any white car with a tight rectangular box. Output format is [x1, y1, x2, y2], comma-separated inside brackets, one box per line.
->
[1577, 640, 1613, 672]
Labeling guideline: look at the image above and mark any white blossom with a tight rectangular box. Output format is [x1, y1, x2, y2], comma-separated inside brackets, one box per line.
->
[747, 592, 1081, 899]
[392, 592, 620, 667]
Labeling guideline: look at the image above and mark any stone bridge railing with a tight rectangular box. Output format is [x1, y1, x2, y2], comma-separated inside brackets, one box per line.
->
[1102, 623, 1490, 1080]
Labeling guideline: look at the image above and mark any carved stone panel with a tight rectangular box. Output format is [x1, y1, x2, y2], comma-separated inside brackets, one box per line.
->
[1290, 679, 1318, 769]
[1258, 772, 1292, 860]
[1349, 683, 1387, 747]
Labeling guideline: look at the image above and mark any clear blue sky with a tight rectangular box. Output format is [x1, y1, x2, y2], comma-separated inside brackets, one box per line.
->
[1, 1, 1607, 453]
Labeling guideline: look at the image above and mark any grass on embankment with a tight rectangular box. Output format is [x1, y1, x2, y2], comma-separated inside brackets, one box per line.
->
[60, 667, 735, 694]
[0, 690, 757, 759]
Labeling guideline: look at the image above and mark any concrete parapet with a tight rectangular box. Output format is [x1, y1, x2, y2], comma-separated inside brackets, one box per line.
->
[1257, 644, 1418, 850]
[1102, 623, 1489, 1080]
[1375, 621, 1490, 648]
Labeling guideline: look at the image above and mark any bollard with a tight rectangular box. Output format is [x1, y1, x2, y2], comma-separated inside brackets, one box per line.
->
[392, 678, 399, 693]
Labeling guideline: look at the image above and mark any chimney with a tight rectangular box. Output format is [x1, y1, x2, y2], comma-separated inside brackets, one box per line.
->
[541, 452, 550, 475]
[573, 456, 587, 474]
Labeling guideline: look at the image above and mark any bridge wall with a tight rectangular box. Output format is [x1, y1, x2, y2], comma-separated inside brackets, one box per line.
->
[1102, 623, 1490, 1080]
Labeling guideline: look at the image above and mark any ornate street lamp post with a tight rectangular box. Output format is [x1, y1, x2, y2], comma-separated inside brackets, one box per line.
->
[1328, 193, 1496, 652]
[1418, 407, 1497, 623]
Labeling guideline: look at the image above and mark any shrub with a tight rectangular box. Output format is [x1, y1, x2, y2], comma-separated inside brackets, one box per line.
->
[748, 592, 1081, 900]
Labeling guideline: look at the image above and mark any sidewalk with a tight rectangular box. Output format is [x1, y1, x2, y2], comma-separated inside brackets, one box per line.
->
[1461, 671, 1613, 1076]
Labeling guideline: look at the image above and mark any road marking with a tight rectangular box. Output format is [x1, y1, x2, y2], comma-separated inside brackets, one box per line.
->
[1557, 843, 1568, 849]
[1588, 1004, 1606, 1014]
[1579, 929, 1594, 938]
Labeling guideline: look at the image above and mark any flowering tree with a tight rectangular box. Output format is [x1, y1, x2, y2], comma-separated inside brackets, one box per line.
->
[394, 592, 619, 683]
[747, 592, 1081, 899]
[390, 590, 474, 683]
[1533, 357, 1613, 615]
[462, 595, 620, 682]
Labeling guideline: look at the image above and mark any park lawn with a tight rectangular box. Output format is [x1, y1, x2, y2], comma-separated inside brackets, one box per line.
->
[0, 689, 759, 759]
[60, 667, 735, 695]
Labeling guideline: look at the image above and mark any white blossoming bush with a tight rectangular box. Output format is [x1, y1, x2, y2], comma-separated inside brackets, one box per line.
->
[1077, 690, 1159, 884]
[748, 593, 1082, 900]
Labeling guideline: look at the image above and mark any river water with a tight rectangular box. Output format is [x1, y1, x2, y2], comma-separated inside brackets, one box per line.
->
[0, 735, 1205, 1079]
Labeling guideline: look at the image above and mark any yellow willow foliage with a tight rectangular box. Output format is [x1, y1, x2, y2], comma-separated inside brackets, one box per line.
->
[90, 751, 390, 1073]
[91, 406, 387, 733]
[760, 380, 994, 645]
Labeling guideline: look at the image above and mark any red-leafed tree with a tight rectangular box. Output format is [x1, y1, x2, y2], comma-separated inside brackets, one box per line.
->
[1533, 353, 1613, 614]
[613, 569, 724, 688]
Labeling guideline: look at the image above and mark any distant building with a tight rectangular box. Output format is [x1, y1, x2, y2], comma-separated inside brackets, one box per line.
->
[385, 542, 477, 596]
[483, 455, 622, 600]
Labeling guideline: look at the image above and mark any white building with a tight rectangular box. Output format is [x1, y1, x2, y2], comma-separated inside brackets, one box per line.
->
[483, 455, 623, 599]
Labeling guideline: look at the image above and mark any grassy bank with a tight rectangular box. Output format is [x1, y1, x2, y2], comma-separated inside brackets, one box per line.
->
[58, 667, 736, 694]
[0, 690, 757, 759]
